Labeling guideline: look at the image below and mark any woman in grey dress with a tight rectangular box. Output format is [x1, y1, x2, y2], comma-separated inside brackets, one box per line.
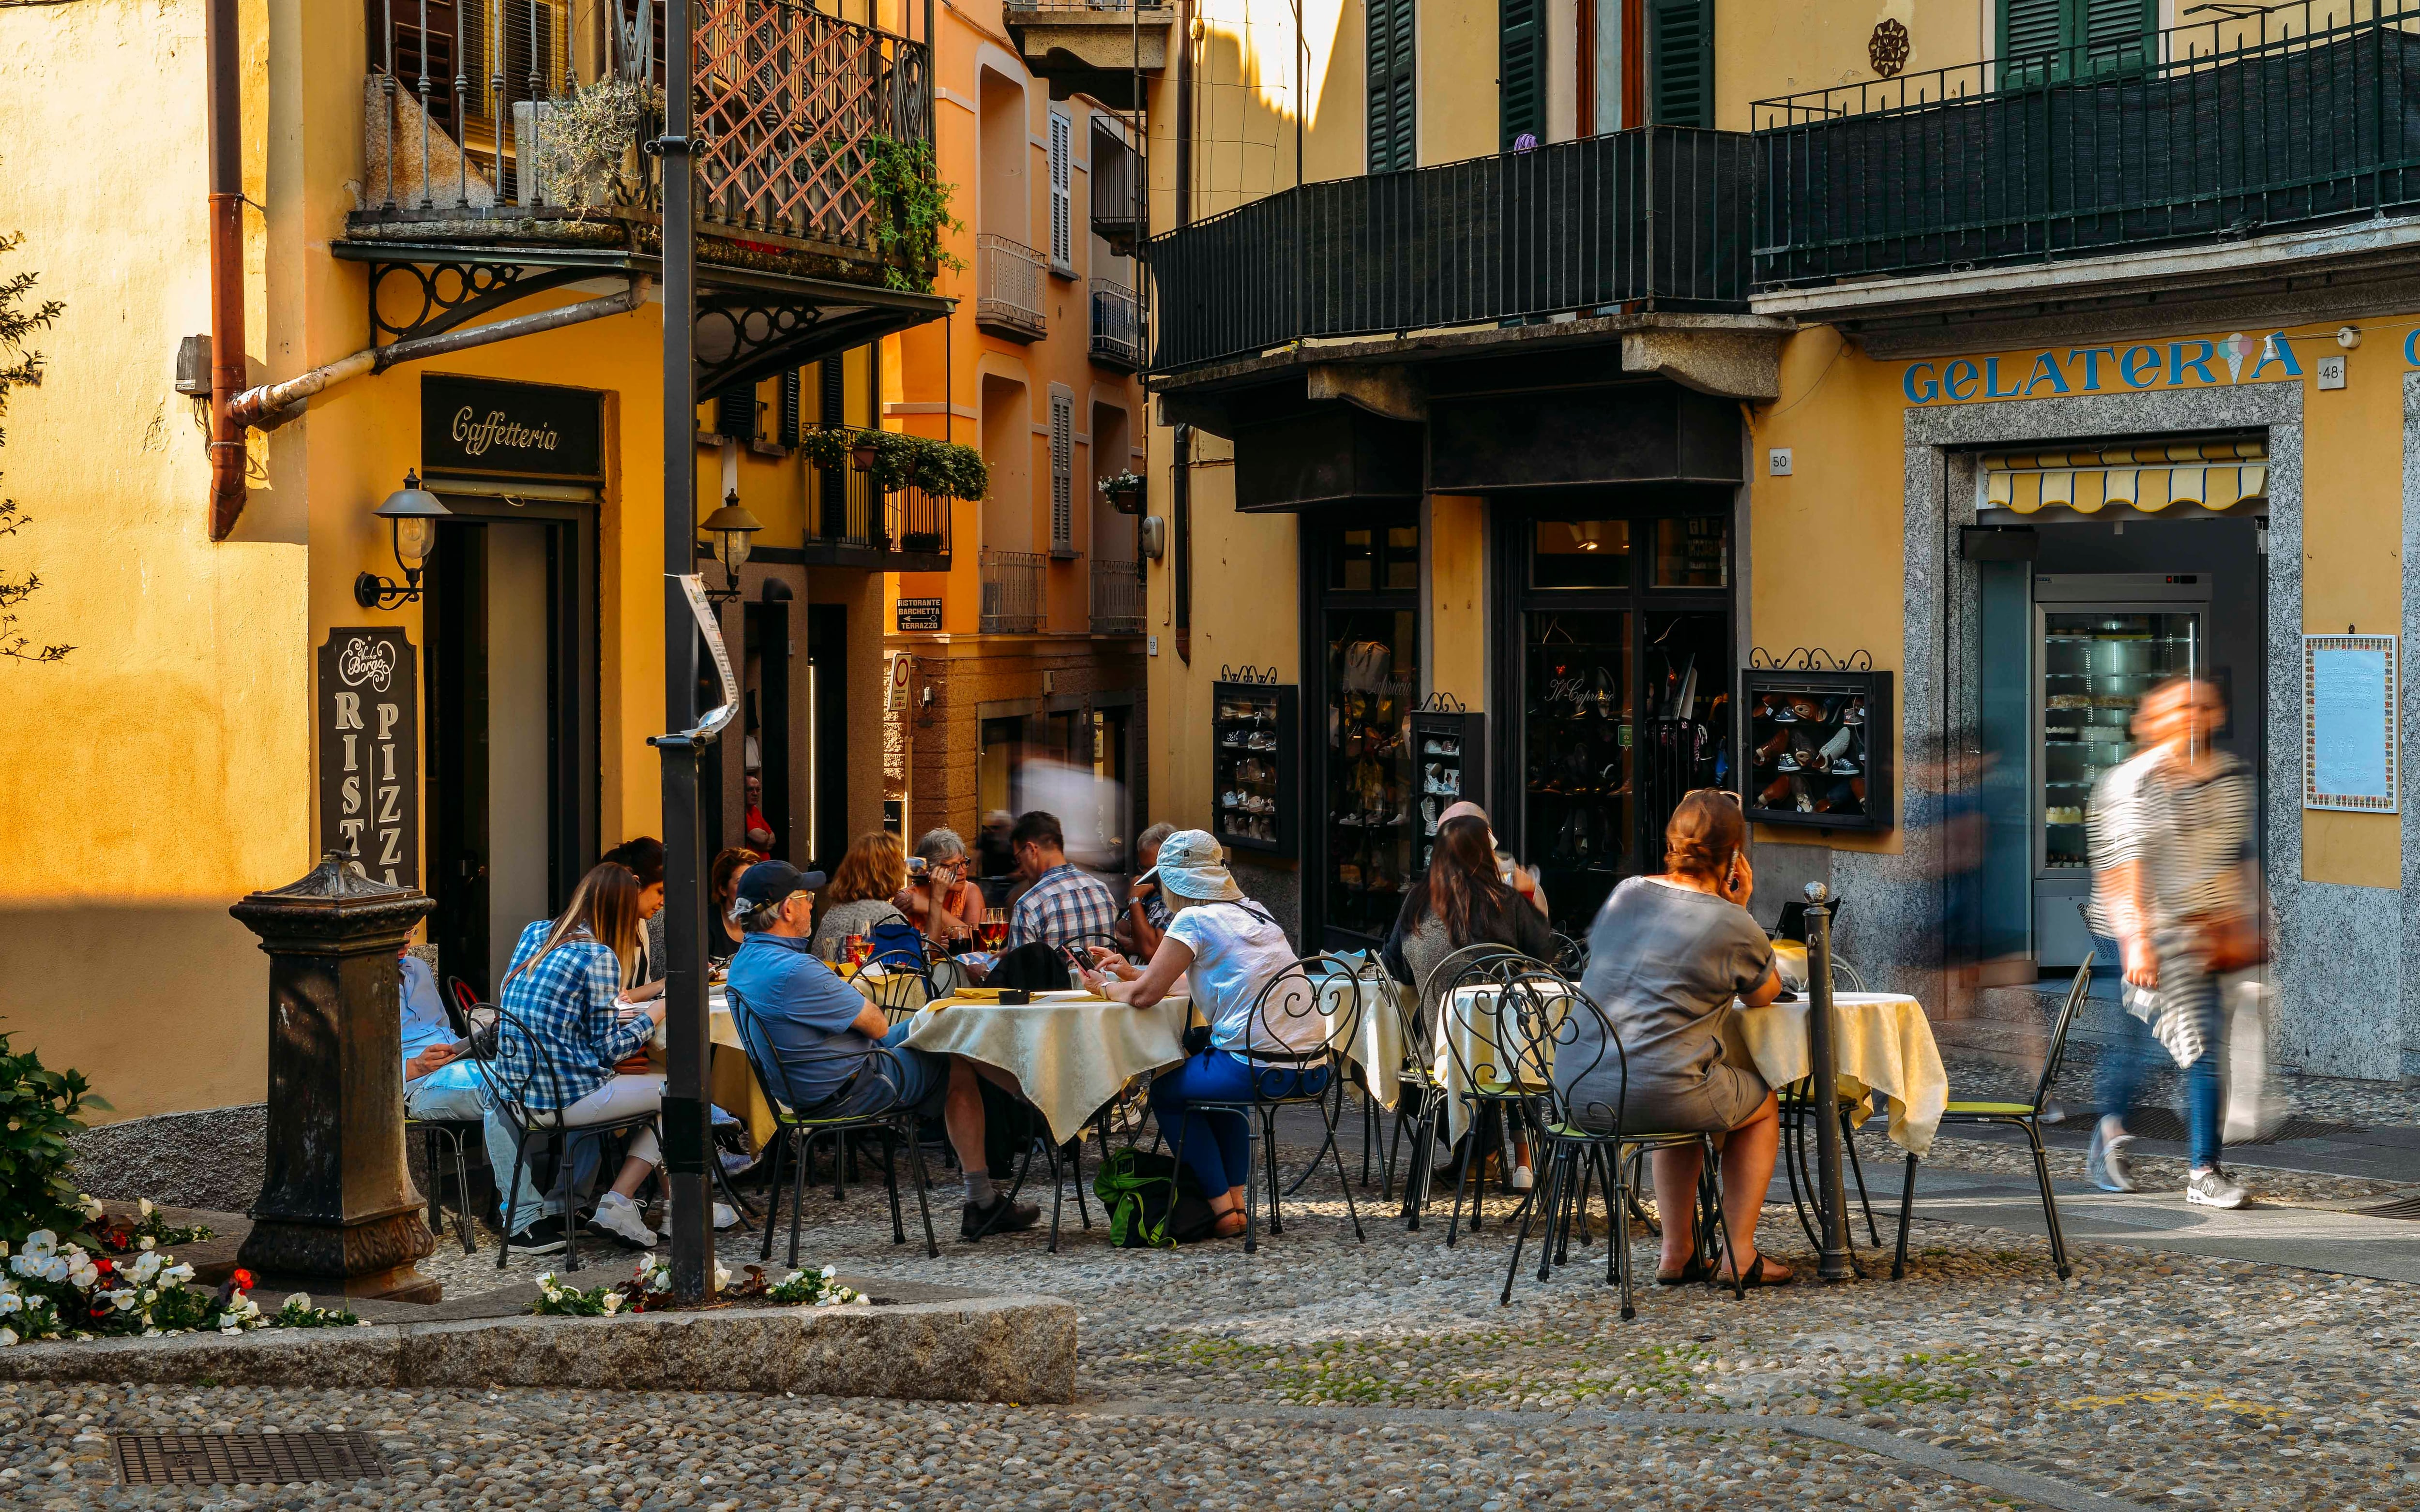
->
[1560, 789, 1791, 1286]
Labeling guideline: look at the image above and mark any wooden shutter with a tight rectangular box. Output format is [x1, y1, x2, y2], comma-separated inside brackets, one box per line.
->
[777, 368, 803, 447]
[1500, 0, 1545, 150]
[1050, 392, 1074, 553]
[1648, 0, 1712, 129]
[819, 358, 845, 430]
[1367, 0, 1416, 172]
[715, 386, 756, 443]
[2079, 0, 2152, 71]
[1997, 0, 2063, 84]
[366, 0, 464, 130]
[1049, 111, 1074, 269]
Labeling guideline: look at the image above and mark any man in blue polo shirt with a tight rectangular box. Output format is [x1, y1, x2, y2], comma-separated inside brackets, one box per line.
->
[725, 861, 1040, 1240]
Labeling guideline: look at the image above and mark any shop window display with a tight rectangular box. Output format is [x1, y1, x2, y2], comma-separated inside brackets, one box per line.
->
[1324, 613, 1418, 939]
[1739, 668, 1894, 832]
[1524, 610, 1632, 928]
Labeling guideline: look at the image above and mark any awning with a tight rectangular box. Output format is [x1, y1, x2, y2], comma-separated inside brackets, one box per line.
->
[1980, 437, 2267, 515]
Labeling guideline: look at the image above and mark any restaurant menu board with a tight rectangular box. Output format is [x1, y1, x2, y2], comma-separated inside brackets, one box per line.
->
[1212, 680, 1298, 855]
[1738, 668, 1894, 832]
[2304, 634, 2398, 812]
[317, 628, 421, 887]
[1410, 709, 1485, 876]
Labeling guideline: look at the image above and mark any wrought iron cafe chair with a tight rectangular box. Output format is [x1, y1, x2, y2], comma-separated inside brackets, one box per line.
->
[470, 1006, 666, 1275]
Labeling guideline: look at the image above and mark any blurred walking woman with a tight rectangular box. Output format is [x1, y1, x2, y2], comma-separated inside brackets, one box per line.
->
[488, 863, 671, 1251]
[1563, 789, 1790, 1287]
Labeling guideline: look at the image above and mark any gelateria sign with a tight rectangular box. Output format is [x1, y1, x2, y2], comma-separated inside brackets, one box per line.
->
[422, 373, 604, 480]
[1902, 330, 2332, 404]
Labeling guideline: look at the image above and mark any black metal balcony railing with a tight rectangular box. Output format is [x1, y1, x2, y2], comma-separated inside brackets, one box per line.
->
[1754, 2, 2420, 286]
[362, 0, 930, 258]
[1090, 128, 1148, 251]
[1089, 278, 1144, 369]
[805, 447, 950, 564]
[979, 550, 1048, 633]
[1147, 126, 1750, 373]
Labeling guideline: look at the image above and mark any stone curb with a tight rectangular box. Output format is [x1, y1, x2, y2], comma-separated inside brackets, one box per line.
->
[0, 1295, 1077, 1404]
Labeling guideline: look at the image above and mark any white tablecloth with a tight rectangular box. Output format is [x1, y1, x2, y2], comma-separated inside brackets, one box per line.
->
[1309, 956, 1411, 1110]
[1434, 981, 1570, 1147]
[902, 992, 1194, 1145]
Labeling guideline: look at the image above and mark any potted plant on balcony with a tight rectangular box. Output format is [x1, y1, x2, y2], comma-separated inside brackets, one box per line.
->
[1099, 470, 1145, 515]
[524, 77, 661, 211]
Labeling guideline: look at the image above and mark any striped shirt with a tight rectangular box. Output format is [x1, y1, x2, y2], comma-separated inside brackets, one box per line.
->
[1010, 863, 1121, 950]
[2086, 747, 2254, 938]
[495, 921, 654, 1110]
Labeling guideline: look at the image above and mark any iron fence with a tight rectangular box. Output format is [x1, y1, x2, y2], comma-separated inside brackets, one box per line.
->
[1753, 0, 2420, 285]
[1089, 278, 1144, 369]
[804, 440, 949, 560]
[1089, 127, 1148, 247]
[361, 0, 929, 256]
[1146, 126, 1751, 373]
[980, 549, 1048, 633]
[1089, 556, 1144, 634]
[977, 234, 1049, 338]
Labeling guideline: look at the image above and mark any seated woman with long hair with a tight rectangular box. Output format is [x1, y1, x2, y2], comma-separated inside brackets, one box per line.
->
[1078, 830, 1326, 1239]
[1383, 813, 1556, 1187]
[810, 832, 915, 961]
[1560, 789, 1791, 1287]
[484, 862, 673, 1253]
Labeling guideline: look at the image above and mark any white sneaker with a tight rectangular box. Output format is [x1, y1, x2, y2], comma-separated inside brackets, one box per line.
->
[586, 1190, 659, 1249]
[2185, 1168, 2247, 1210]
[713, 1201, 742, 1231]
[1509, 1164, 1535, 1192]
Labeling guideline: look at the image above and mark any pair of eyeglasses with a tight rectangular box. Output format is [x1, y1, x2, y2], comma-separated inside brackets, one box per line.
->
[1685, 786, 1744, 806]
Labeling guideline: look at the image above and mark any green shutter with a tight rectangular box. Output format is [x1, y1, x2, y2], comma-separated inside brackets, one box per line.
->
[2079, 0, 2152, 72]
[1499, 0, 1544, 150]
[1648, 0, 1713, 129]
[1368, 0, 1416, 172]
[2000, 0, 2148, 86]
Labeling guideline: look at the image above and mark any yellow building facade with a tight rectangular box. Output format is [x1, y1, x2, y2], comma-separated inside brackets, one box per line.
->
[1141, 0, 2420, 1079]
[0, 0, 951, 1164]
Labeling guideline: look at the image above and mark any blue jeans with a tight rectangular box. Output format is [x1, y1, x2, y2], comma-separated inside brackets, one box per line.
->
[2093, 932, 2224, 1170]
[1150, 1051, 1330, 1195]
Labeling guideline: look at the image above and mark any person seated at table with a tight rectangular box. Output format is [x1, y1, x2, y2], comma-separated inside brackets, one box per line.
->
[399, 943, 484, 1123]
[726, 860, 1042, 1240]
[605, 837, 670, 1001]
[1562, 789, 1790, 1287]
[485, 863, 678, 1253]
[1008, 810, 1120, 951]
[1383, 813, 1555, 1191]
[1113, 822, 1177, 959]
[707, 844, 755, 968]
[1079, 830, 1326, 1241]
[1435, 801, 1550, 920]
[895, 827, 986, 947]
[810, 832, 916, 961]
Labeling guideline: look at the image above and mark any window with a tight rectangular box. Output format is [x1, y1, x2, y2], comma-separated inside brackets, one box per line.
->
[1648, 0, 1711, 127]
[1368, 0, 1416, 172]
[1048, 109, 1074, 271]
[713, 386, 756, 443]
[1050, 390, 1074, 553]
[1500, 0, 1544, 150]
[1652, 515, 1728, 588]
[1325, 522, 1420, 592]
[1531, 519, 1632, 589]
[777, 369, 803, 447]
[2000, 0, 2152, 85]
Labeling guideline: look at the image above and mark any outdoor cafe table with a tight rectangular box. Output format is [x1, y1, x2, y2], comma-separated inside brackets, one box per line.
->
[900, 990, 1195, 1146]
[1308, 955, 1410, 1111]
[1434, 985, 1948, 1156]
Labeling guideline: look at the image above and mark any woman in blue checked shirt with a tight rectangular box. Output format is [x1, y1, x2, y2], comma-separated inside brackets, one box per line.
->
[484, 863, 672, 1253]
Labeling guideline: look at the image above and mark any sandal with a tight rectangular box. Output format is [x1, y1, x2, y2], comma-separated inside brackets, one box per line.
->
[1718, 1253, 1794, 1288]
[1210, 1210, 1249, 1240]
[1655, 1258, 1709, 1287]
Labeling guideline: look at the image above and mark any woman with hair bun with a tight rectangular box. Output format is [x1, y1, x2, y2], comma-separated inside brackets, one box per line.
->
[1557, 788, 1792, 1287]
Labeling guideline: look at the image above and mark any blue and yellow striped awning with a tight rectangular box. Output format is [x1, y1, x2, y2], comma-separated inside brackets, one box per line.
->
[1981, 438, 2268, 515]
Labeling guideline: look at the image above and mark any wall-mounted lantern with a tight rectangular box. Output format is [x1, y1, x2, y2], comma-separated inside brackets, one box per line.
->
[353, 471, 450, 609]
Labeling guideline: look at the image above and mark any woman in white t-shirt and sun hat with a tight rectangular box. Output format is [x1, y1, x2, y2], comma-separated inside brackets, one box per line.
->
[1080, 828, 1326, 1239]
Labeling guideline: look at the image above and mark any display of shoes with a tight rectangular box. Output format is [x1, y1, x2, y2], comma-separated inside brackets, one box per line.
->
[1422, 797, 1439, 835]
[1840, 697, 1866, 727]
[1775, 750, 1800, 773]
[1220, 789, 1240, 808]
[1770, 700, 1799, 723]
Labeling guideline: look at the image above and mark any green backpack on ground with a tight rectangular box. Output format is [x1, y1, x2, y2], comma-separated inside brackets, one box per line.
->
[1092, 1146, 1219, 1248]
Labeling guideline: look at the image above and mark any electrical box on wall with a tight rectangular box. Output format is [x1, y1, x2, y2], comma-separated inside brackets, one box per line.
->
[1739, 668, 1894, 832]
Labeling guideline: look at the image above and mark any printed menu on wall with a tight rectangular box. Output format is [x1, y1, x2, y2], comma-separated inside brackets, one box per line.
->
[2304, 633, 2398, 813]
[317, 629, 421, 887]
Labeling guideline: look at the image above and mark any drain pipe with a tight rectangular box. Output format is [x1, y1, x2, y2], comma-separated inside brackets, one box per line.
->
[227, 277, 652, 428]
[205, 0, 246, 540]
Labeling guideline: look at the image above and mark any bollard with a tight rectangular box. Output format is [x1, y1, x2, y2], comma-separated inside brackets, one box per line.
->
[229, 852, 439, 1302]
[1803, 882, 1855, 1284]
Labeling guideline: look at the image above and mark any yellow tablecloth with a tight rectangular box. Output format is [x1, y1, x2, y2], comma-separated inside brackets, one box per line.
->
[902, 991, 1194, 1145]
[1731, 992, 1947, 1156]
[646, 989, 775, 1151]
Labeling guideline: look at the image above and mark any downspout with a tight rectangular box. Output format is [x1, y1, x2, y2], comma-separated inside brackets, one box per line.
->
[227, 278, 652, 428]
[206, 0, 246, 540]
[1170, 0, 1192, 662]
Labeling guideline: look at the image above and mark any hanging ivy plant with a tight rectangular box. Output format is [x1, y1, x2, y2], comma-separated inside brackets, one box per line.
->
[867, 136, 966, 294]
[796, 427, 987, 501]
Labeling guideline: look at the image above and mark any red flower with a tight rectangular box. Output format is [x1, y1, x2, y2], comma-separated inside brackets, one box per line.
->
[93, 1258, 115, 1275]
[230, 1268, 256, 1292]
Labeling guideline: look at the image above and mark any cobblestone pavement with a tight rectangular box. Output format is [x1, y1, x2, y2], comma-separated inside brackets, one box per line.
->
[11, 1138, 2420, 1512]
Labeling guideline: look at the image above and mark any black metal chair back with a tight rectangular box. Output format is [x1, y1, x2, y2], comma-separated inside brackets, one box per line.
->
[1508, 971, 1623, 1138]
[1549, 932, 1588, 977]
[2030, 950, 2096, 1117]
[469, 1003, 661, 1272]
[857, 949, 938, 1025]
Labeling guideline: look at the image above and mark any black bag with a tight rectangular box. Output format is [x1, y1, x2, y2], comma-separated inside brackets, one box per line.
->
[1091, 1147, 1220, 1247]
[989, 941, 1072, 991]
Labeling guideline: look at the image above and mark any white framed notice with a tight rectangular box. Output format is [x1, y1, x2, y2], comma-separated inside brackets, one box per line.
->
[2303, 633, 2398, 812]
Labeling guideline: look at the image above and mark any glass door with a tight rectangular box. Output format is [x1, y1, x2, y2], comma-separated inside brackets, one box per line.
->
[2038, 607, 2204, 874]
[1311, 514, 1421, 946]
[1525, 610, 1632, 927]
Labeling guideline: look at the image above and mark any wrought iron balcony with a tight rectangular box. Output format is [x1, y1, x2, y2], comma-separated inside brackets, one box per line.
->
[1089, 556, 1144, 635]
[355, 0, 930, 284]
[802, 436, 951, 570]
[976, 234, 1049, 341]
[1147, 126, 1752, 374]
[1090, 126, 1147, 253]
[1753, 4, 2420, 287]
[979, 549, 1048, 634]
[1089, 278, 1143, 371]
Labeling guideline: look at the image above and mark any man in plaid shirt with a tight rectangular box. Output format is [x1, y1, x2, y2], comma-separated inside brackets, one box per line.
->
[1008, 810, 1120, 950]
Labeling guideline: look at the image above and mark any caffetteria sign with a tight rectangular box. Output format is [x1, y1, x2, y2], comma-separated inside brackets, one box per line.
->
[1902, 330, 2313, 405]
[422, 374, 605, 480]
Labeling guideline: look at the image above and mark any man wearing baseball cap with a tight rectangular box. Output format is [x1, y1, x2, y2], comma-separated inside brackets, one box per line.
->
[724, 860, 1040, 1239]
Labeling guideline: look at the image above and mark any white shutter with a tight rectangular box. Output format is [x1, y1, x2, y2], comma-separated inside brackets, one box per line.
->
[1050, 392, 1073, 551]
[1049, 111, 1074, 269]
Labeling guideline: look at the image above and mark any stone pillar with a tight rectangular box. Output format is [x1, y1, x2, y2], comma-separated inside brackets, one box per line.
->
[229, 852, 440, 1302]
